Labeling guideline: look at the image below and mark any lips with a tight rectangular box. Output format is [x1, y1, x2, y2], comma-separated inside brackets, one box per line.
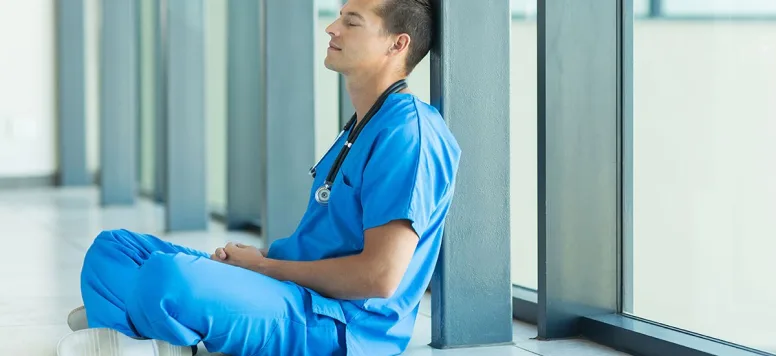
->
[328, 42, 341, 50]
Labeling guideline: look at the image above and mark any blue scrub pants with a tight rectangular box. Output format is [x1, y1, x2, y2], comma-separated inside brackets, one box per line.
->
[80, 229, 346, 356]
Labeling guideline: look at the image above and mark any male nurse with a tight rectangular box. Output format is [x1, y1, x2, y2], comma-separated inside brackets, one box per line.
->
[58, 0, 460, 355]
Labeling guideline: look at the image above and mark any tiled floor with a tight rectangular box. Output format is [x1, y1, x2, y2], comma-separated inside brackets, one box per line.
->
[0, 187, 629, 355]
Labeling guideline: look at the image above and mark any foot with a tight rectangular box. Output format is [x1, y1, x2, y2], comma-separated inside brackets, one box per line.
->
[66, 306, 88, 332]
[57, 328, 194, 356]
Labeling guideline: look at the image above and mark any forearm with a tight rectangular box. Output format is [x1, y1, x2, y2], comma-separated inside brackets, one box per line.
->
[251, 254, 388, 300]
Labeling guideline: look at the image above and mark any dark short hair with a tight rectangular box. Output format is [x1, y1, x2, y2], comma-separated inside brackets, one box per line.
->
[375, 0, 433, 74]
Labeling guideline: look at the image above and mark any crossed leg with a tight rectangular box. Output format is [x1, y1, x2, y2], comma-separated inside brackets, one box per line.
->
[79, 229, 345, 356]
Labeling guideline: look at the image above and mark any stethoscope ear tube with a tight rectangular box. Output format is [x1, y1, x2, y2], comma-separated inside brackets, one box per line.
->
[313, 79, 408, 205]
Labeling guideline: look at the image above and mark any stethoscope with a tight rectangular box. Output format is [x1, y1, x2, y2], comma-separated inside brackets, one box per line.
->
[309, 79, 408, 205]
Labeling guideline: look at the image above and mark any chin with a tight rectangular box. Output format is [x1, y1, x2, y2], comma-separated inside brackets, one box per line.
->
[324, 59, 344, 74]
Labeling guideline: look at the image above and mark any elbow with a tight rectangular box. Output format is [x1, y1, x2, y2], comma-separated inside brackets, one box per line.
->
[372, 283, 397, 299]
[371, 276, 400, 299]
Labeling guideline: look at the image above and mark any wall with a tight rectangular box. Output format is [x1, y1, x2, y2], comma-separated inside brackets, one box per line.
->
[0, 0, 56, 177]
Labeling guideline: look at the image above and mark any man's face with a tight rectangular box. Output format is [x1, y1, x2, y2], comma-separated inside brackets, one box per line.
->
[324, 0, 394, 75]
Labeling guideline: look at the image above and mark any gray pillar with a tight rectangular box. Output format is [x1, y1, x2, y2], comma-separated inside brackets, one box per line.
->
[429, 0, 513, 349]
[537, 0, 619, 339]
[622, 0, 635, 316]
[153, 0, 168, 203]
[100, 0, 137, 205]
[135, 0, 143, 185]
[226, 0, 264, 231]
[265, 0, 316, 244]
[57, 0, 90, 186]
[165, 0, 207, 231]
[649, 0, 662, 17]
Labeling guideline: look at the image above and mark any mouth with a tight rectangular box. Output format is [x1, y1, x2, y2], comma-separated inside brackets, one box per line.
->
[328, 42, 342, 51]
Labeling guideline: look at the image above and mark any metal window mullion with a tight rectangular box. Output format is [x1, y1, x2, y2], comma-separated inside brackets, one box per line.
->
[537, 0, 620, 338]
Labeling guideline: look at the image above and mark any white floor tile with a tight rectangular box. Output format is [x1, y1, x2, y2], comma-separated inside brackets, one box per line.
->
[0, 296, 82, 327]
[0, 187, 632, 355]
[511, 319, 627, 356]
[0, 324, 72, 355]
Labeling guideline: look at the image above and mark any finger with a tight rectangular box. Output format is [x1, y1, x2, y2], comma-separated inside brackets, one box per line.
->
[235, 242, 248, 248]
[215, 247, 227, 260]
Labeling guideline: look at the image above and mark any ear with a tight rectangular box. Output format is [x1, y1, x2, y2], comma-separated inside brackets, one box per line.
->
[389, 33, 411, 55]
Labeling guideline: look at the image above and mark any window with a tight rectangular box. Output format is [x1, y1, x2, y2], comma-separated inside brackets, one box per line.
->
[315, 3, 342, 161]
[662, 0, 776, 16]
[628, 2, 776, 352]
[510, 0, 538, 290]
[205, 0, 227, 213]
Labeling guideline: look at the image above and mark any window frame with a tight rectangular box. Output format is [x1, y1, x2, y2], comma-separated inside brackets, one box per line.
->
[513, 1, 776, 356]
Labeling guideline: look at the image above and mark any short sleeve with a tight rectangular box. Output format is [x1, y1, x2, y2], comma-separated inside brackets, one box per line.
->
[361, 123, 434, 237]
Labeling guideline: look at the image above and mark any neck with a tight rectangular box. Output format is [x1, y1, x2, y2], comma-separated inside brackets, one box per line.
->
[345, 71, 407, 123]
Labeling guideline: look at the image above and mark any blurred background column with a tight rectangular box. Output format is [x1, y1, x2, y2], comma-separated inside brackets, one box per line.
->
[99, 0, 137, 205]
[56, 0, 90, 186]
[164, 0, 207, 231]
[225, 0, 264, 232]
[264, 0, 317, 245]
[153, 0, 168, 203]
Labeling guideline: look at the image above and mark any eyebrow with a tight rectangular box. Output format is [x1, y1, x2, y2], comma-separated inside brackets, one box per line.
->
[340, 11, 365, 21]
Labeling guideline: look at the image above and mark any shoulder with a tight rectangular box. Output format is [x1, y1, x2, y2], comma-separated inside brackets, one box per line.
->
[373, 93, 461, 160]
[367, 94, 462, 185]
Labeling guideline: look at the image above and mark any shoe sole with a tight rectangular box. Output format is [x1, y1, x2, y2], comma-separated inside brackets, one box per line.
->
[57, 328, 193, 356]
[67, 305, 87, 332]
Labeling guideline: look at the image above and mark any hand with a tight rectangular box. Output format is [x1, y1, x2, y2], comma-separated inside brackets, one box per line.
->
[212, 242, 266, 270]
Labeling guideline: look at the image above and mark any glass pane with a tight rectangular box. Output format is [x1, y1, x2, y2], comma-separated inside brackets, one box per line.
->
[316, 6, 342, 160]
[205, 0, 227, 212]
[663, 0, 776, 16]
[510, 0, 538, 290]
[634, 0, 651, 17]
[139, 0, 156, 194]
[406, 56, 430, 104]
[629, 3, 776, 353]
[85, 0, 100, 177]
[510, 0, 537, 18]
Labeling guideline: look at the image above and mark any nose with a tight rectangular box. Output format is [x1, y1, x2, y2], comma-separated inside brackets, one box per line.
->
[325, 18, 339, 37]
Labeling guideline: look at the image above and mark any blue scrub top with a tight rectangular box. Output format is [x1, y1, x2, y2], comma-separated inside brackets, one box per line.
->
[267, 93, 461, 355]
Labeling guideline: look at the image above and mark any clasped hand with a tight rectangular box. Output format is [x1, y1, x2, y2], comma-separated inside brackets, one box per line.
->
[210, 242, 266, 270]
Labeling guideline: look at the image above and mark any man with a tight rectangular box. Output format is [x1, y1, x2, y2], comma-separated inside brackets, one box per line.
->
[57, 0, 460, 355]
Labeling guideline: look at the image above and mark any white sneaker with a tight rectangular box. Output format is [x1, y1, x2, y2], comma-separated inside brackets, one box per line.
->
[57, 328, 194, 356]
[67, 306, 88, 332]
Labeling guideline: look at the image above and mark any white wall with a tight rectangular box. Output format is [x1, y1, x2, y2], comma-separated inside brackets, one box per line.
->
[0, 0, 57, 177]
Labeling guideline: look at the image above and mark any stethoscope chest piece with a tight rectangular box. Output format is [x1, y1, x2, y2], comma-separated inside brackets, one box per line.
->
[310, 78, 407, 206]
[315, 185, 331, 205]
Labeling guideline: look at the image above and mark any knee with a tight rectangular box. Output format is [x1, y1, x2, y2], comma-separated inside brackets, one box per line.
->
[92, 229, 136, 246]
[83, 230, 129, 265]
[129, 253, 194, 318]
